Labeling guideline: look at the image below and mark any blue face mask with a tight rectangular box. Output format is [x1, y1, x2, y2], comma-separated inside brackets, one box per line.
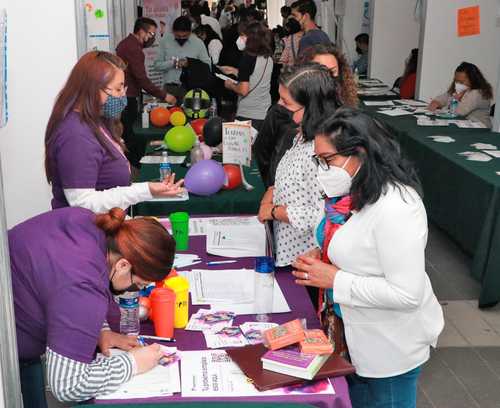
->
[102, 94, 128, 118]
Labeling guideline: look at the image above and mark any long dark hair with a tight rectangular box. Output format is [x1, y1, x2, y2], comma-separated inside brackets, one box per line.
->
[298, 43, 359, 108]
[44, 51, 126, 183]
[280, 63, 340, 142]
[239, 21, 273, 57]
[318, 108, 422, 210]
[403, 48, 418, 77]
[193, 24, 221, 44]
[447, 62, 493, 100]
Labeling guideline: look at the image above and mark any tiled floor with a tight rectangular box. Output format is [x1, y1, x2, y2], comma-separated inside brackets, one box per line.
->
[418, 224, 500, 408]
[47, 223, 500, 407]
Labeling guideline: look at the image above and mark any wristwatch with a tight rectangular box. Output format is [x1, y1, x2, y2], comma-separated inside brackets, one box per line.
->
[271, 205, 278, 220]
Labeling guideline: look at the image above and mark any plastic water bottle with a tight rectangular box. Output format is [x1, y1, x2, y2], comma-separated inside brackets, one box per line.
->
[119, 291, 140, 335]
[190, 139, 204, 165]
[254, 256, 275, 322]
[141, 109, 149, 128]
[159, 151, 171, 181]
[449, 96, 459, 117]
[353, 67, 359, 85]
[208, 98, 217, 118]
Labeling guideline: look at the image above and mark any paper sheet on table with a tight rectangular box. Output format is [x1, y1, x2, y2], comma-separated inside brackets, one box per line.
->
[377, 108, 414, 116]
[455, 120, 487, 129]
[427, 136, 455, 143]
[160, 216, 261, 237]
[180, 350, 335, 397]
[140, 155, 186, 164]
[358, 79, 383, 85]
[204, 326, 249, 348]
[173, 253, 202, 269]
[458, 152, 493, 162]
[363, 100, 395, 106]
[206, 218, 266, 257]
[471, 143, 497, 150]
[394, 99, 428, 107]
[185, 269, 291, 314]
[483, 150, 500, 158]
[96, 349, 180, 400]
[147, 190, 189, 202]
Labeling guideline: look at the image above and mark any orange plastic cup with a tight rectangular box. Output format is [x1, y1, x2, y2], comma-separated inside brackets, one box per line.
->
[150, 288, 175, 338]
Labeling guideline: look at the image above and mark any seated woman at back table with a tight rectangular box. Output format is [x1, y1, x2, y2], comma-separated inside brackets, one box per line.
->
[395, 48, 418, 99]
[257, 63, 339, 267]
[44, 51, 184, 213]
[428, 61, 493, 127]
[292, 108, 444, 408]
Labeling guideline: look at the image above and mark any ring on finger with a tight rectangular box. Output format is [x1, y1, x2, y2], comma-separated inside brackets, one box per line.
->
[304, 273, 309, 280]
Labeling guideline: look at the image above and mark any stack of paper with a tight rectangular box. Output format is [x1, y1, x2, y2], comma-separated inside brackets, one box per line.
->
[96, 349, 180, 400]
[363, 100, 395, 106]
[173, 254, 202, 269]
[180, 350, 335, 397]
[378, 108, 414, 117]
[394, 99, 428, 107]
[183, 269, 291, 315]
[140, 155, 186, 164]
[206, 217, 266, 257]
[148, 190, 189, 202]
[203, 322, 279, 349]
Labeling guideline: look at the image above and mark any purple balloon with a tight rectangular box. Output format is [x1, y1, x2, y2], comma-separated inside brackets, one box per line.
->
[184, 159, 226, 196]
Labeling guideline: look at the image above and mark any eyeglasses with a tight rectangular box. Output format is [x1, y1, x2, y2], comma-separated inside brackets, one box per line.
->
[312, 152, 346, 171]
[148, 31, 156, 37]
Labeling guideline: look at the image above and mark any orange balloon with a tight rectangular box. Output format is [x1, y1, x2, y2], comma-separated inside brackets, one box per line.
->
[223, 164, 243, 190]
[150, 107, 170, 127]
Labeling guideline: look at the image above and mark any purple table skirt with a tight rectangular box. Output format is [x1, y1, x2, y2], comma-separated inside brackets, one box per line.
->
[97, 234, 352, 408]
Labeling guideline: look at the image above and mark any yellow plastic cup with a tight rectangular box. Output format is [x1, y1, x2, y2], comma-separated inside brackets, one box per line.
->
[164, 276, 190, 328]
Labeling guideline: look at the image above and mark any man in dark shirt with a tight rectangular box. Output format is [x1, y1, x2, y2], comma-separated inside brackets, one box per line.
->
[116, 17, 176, 172]
[291, 0, 331, 56]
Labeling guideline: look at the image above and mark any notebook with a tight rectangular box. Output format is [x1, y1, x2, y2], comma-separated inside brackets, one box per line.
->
[227, 343, 356, 391]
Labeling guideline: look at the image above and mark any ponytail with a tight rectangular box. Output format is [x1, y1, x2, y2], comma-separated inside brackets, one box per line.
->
[95, 207, 126, 235]
[95, 208, 176, 282]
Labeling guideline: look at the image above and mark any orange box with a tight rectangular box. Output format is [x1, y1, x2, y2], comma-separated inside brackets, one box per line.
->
[300, 329, 334, 355]
[262, 319, 305, 350]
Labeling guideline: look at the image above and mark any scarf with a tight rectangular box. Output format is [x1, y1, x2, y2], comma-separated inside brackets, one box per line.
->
[315, 195, 352, 319]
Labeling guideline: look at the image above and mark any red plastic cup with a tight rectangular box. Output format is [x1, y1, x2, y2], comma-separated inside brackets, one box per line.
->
[150, 288, 175, 338]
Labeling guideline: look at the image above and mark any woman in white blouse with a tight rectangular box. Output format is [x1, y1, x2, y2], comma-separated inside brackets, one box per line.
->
[428, 61, 493, 127]
[292, 108, 444, 408]
[257, 63, 339, 266]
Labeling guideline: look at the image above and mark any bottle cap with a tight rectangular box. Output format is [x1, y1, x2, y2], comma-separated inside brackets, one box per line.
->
[255, 256, 274, 273]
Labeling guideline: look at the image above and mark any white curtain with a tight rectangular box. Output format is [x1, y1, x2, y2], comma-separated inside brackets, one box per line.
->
[267, 0, 286, 28]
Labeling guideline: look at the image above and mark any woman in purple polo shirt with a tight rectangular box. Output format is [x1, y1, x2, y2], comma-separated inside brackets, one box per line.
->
[44, 51, 184, 213]
[9, 207, 175, 406]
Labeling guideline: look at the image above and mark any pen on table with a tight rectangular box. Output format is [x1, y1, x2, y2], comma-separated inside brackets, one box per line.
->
[206, 260, 238, 266]
[139, 335, 176, 343]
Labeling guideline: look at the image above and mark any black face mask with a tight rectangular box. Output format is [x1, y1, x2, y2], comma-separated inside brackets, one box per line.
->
[175, 38, 188, 46]
[144, 37, 155, 48]
[356, 46, 363, 55]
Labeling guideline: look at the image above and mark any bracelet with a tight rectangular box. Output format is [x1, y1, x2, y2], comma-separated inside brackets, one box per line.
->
[271, 205, 279, 220]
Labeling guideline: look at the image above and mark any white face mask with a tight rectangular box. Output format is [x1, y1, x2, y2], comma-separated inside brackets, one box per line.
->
[317, 156, 356, 198]
[236, 36, 246, 51]
[454, 82, 468, 93]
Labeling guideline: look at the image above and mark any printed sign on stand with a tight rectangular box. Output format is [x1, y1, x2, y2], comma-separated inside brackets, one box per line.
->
[222, 121, 252, 167]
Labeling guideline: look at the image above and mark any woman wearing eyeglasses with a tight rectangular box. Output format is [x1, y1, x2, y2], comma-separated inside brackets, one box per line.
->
[44, 51, 184, 213]
[257, 63, 339, 267]
[292, 108, 444, 408]
[10, 207, 176, 406]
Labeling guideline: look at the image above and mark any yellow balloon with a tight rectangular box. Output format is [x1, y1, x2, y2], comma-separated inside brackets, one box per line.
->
[170, 111, 186, 126]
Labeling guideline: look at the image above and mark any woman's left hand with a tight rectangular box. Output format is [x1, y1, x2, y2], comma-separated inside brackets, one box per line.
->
[292, 255, 339, 289]
[98, 330, 140, 356]
[258, 202, 274, 223]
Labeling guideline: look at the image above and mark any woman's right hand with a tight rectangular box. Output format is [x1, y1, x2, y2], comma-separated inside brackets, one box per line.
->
[218, 65, 237, 76]
[128, 344, 163, 375]
[427, 100, 441, 112]
[260, 186, 274, 205]
[149, 174, 185, 197]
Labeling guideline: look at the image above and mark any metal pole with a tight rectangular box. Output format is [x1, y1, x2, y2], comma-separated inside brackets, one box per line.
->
[492, 53, 500, 133]
[0, 154, 23, 408]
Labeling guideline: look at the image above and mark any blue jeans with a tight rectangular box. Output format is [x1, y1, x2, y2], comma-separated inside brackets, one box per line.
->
[19, 358, 48, 408]
[347, 366, 421, 408]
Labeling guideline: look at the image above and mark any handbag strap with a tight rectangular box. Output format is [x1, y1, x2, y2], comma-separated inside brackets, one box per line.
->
[290, 34, 297, 61]
[240, 57, 270, 100]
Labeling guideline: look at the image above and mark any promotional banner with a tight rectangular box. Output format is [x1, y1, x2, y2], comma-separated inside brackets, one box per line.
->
[143, 0, 181, 88]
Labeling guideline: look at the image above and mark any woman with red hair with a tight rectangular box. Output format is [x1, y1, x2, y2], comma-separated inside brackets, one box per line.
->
[9, 206, 176, 406]
[45, 51, 184, 213]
